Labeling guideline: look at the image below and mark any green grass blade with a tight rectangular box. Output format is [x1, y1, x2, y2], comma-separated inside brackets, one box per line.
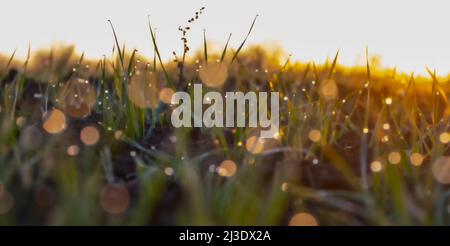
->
[230, 15, 258, 65]
[107, 20, 125, 71]
[203, 29, 208, 64]
[220, 33, 232, 62]
[328, 50, 339, 79]
[147, 16, 174, 89]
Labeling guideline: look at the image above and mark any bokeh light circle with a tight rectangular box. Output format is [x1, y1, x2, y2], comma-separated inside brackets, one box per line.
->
[58, 78, 96, 118]
[42, 108, 67, 134]
[199, 62, 228, 88]
[217, 160, 238, 177]
[100, 184, 130, 215]
[432, 156, 450, 184]
[80, 126, 100, 146]
[289, 212, 318, 226]
[128, 72, 159, 109]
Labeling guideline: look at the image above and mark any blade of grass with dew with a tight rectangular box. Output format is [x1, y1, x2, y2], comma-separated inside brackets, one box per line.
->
[360, 47, 371, 191]
[426, 67, 448, 120]
[427, 67, 438, 125]
[127, 49, 138, 77]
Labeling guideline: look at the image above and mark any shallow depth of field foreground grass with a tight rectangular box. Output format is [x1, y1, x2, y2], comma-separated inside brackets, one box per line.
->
[1, 13, 450, 225]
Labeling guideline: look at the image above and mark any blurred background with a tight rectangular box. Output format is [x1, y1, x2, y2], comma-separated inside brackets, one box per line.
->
[1, 0, 450, 75]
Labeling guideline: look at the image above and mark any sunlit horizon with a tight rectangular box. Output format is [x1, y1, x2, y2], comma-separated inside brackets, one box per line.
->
[1, 0, 450, 76]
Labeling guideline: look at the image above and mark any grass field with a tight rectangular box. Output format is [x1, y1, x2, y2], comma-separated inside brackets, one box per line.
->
[0, 13, 450, 226]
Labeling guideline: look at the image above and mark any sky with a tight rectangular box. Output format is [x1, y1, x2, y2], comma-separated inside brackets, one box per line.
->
[1, 0, 450, 75]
